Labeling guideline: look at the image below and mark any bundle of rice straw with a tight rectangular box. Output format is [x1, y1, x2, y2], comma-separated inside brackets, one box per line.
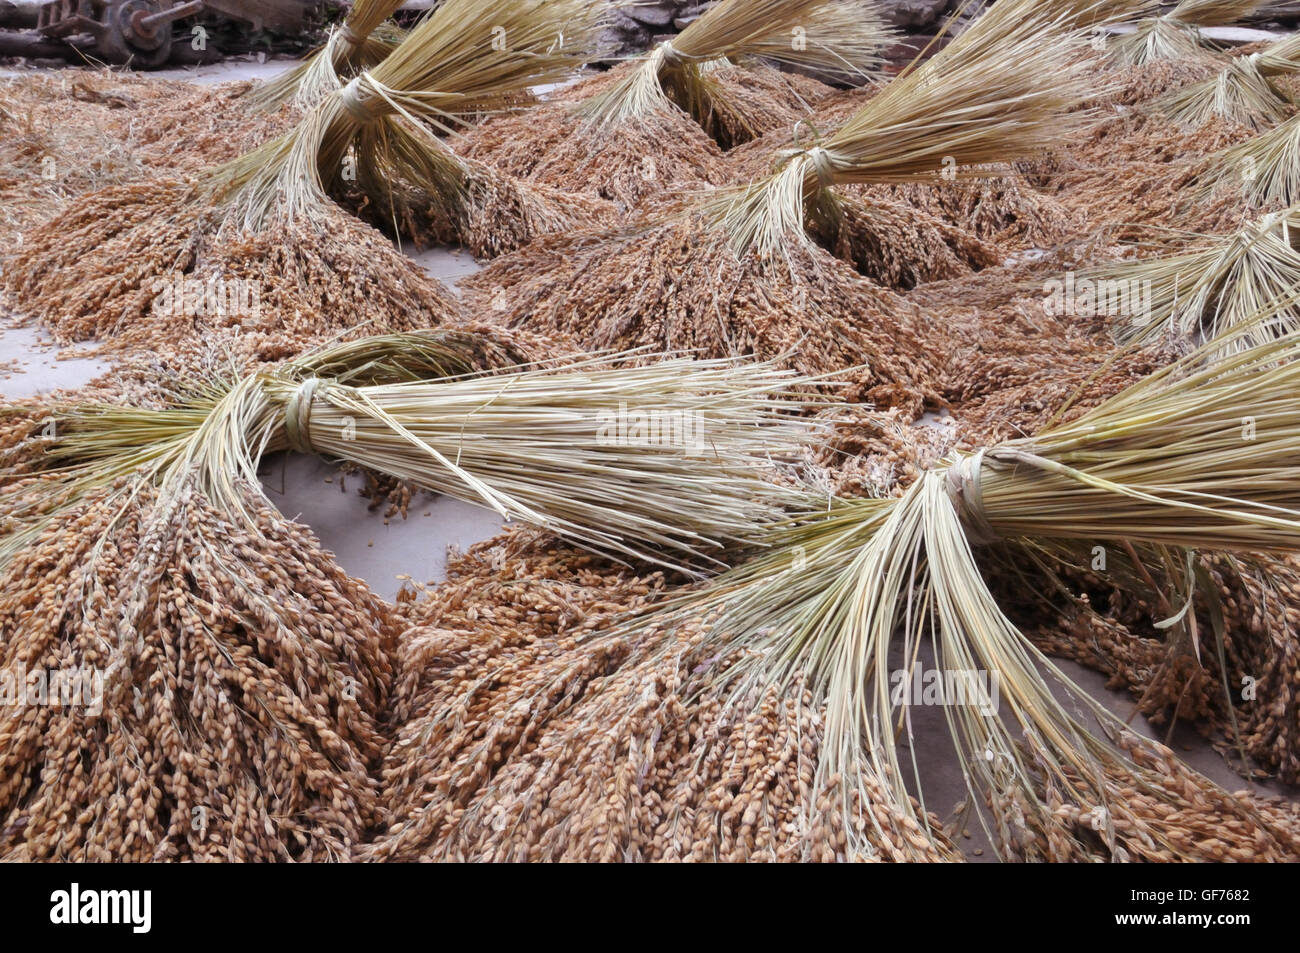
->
[1194, 79, 1300, 208]
[450, 325, 1300, 862]
[1157, 34, 1300, 131]
[364, 533, 960, 862]
[465, 0, 1110, 407]
[4, 331, 819, 576]
[0, 330, 524, 860]
[246, 0, 411, 111]
[3, 0, 609, 354]
[1107, 0, 1264, 67]
[1080, 210, 1300, 353]
[581, 0, 889, 145]
[4, 183, 465, 355]
[707, 1, 1114, 265]
[0, 330, 823, 859]
[461, 0, 892, 209]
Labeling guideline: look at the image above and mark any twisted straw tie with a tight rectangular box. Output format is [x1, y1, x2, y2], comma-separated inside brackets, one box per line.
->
[656, 40, 686, 67]
[804, 146, 837, 190]
[339, 72, 389, 123]
[943, 447, 1064, 546]
[339, 23, 367, 53]
[284, 378, 325, 454]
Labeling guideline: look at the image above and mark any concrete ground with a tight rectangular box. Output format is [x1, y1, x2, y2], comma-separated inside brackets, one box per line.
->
[1, 59, 1296, 862]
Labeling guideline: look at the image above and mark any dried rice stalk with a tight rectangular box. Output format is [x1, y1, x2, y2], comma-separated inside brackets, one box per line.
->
[3, 184, 465, 354]
[4, 0, 608, 351]
[459, 77, 731, 208]
[1082, 210, 1300, 353]
[707, 0, 1102, 261]
[458, 0, 888, 206]
[1107, 0, 1263, 67]
[246, 0, 410, 111]
[8, 332, 819, 574]
[590, 327, 1300, 861]
[581, 0, 891, 145]
[1170, 0, 1265, 27]
[1158, 52, 1294, 131]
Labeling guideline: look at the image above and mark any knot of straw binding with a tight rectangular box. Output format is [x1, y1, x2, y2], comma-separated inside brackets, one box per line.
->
[284, 377, 324, 455]
[804, 146, 836, 190]
[339, 73, 386, 123]
[943, 449, 1000, 546]
[657, 40, 685, 66]
[338, 24, 365, 52]
[790, 122, 835, 191]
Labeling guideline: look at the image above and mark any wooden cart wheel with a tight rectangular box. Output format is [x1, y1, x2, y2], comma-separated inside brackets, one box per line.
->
[96, 0, 175, 68]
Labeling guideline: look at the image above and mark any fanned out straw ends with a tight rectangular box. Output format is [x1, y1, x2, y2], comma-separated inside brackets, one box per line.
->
[462, 0, 893, 209]
[0, 331, 823, 860]
[1078, 209, 1300, 354]
[397, 327, 1300, 862]
[464, 0, 1103, 407]
[244, 0, 411, 111]
[1157, 34, 1300, 131]
[2, 0, 610, 356]
[1107, 0, 1264, 67]
[1195, 99, 1300, 209]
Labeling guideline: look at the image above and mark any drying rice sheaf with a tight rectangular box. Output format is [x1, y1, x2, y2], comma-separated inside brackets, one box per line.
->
[523, 329, 1300, 862]
[2, 0, 608, 357]
[4, 0, 1300, 868]
[1107, 0, 1263, 68]
[364, 533, 959, 863]
[463, 0, 1115, 412]
[1, 329, 814, 859]
[460, 0, 878, 212]
[0, 480, 394, 862]
[461, 211, 944, 413]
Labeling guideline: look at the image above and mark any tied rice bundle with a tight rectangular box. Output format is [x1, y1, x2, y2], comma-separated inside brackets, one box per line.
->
[461, 0, 892, 209]
[5, 331, 820, 576]
[525, 327, 1300, 861]
[0, 330, 818, 858]
[3, 0, 610, 357]
[1107, 0, 1264, 67]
